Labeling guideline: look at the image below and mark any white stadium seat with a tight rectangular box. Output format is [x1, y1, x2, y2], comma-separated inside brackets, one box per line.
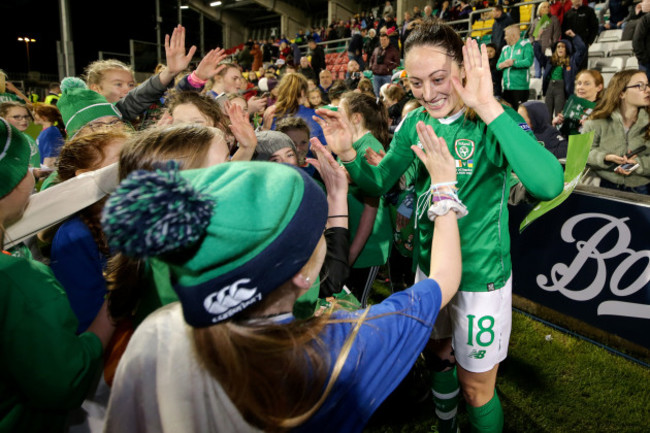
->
[602, 72, 615, 87]
[625, 57, 639, 70]
[588, 42, 611, 58]
[589, 56, 625, 73]
[597, 29, 623, 43]
[608, 40, 634, 57]
[529, 77, 543, 100]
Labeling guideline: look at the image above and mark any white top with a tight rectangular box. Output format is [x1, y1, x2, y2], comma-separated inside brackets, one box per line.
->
[104, 303, 261, 433]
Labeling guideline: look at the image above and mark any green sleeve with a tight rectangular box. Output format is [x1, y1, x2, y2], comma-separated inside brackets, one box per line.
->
[0, 258, 103, 410]
[514, 42, 534, 69]
[487, 111, 564, 200]
[343, 118, 417, 197]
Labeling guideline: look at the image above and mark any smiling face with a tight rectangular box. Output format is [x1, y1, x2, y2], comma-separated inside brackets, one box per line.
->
[5, 106, 30, 131]
[171, 103, 213, 126]
[575, 72, 603, 102]
[405, 45, 465, 118]
[92, 69, 135, 103]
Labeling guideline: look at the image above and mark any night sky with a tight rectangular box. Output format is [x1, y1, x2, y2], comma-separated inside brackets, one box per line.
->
[2, 0, 223, 79]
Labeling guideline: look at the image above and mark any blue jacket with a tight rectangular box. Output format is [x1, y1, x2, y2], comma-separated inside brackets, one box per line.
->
[540, 35, 587, 96]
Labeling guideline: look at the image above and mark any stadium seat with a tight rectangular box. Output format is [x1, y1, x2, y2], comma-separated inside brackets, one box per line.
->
[602, 72, 615, 87]
[597, 29, 623, 43]
[589, 56, 625, 73]
[625, 57, 639, 70]
[608, 40, 633, 57]
[588, 42, 611, 58]
[529, 77, 543, 100]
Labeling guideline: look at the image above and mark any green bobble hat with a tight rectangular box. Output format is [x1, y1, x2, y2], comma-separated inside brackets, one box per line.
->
[57, 77, 122, 135]
[254, 130, 297, 161]
[102, 161, 328, 327]
[0, 118, 31, 198]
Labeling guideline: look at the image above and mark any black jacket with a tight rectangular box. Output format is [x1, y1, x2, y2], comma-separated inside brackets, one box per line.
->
[562, 6, 599, 45]
[310, 45, 327, 78]
[633, 13, 650, 64]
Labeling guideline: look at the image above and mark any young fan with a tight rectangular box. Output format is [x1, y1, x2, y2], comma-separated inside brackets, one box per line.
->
[584, 69, 650, 194]
[49, 129, 130, 332]
[33, 103, 66, 167]
[541, 30, 587, 117]
[0, 101, 39, 167]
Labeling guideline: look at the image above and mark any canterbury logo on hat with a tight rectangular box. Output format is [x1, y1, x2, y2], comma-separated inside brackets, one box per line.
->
[203, 278, 261, 321]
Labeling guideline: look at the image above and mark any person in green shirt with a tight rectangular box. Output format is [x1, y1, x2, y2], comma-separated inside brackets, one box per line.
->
[0, 118, 115, 433]
[315, 21, 563, 433]
[0, 102, 40, 167]
[497, 24, 534, 110]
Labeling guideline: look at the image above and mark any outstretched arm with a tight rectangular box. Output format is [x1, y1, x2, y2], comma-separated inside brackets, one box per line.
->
[411, 122, 461, 308]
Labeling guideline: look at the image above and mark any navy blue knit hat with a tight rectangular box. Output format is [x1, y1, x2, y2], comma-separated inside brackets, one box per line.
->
[102, 161, 328, 327]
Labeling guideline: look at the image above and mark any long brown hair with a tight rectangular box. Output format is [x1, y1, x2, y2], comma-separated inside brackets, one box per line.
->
[107, 125, 226, 320]
[274, 73, 309, 118]
[590, 70, 641, 120]
[192, 238, 372, 431]
[33, 103, 67, 138]
[551, 41, 570, 68]
[341, 91, 391, 149]
[57, 129, 130, 256]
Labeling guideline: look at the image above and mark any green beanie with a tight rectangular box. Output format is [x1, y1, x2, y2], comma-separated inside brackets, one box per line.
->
[102, 161, 328, 327]
[0, 118, 31, 198]
[58, 77, 122, 135]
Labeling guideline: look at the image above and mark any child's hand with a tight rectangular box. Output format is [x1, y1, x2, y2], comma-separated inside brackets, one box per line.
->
[565, 29, 576, 38]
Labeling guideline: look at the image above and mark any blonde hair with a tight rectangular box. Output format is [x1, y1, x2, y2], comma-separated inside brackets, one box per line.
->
[274, 73, 309, 118]
[0, 69, 6, 93]
[84, 59, 133, 87]
[537, 1, 550, 16]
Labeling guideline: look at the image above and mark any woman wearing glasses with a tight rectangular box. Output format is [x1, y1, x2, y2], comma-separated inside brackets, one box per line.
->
[584, 70, 650, 194]
[0, 101, 40, 167]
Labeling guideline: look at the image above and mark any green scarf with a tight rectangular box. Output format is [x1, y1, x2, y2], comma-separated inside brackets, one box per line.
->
[533, 14, 550, 39]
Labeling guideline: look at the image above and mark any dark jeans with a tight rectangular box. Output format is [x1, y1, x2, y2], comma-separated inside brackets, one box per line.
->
[545, 79, 565, 118]
[599, 178, 650, 195]
[502, 89, 529, 110]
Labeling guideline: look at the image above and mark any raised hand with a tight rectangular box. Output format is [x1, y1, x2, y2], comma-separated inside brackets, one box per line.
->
[227, 102, 256, 151]
[313, 108, 356, 161]
[411, 121, 456, 184]
[247, 95, 267, 114]
[194, 47, 228, 81]
[452, 38, 503, 124]
[307, 138, 349, 199]
[160, 25, 197, 86]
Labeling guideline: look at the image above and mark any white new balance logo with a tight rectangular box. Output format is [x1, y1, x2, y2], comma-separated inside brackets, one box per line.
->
[204, 278, 258, 315]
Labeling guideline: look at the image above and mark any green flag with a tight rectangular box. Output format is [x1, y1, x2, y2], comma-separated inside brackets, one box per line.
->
[519, 131, 594, 232]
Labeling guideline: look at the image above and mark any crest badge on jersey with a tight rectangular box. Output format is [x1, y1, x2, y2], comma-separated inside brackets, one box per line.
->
[454, 139, 475, 160]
